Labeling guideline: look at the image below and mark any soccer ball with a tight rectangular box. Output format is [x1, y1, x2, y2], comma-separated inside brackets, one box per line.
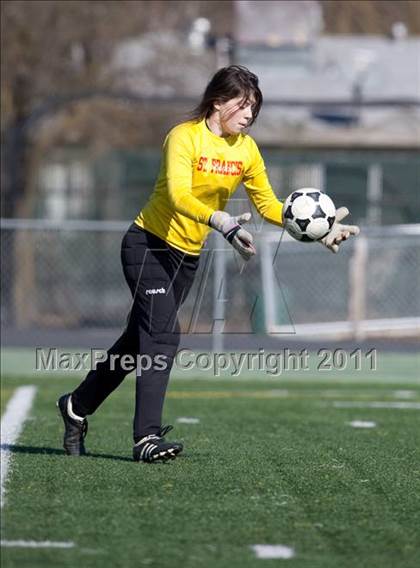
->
[282, 188, 336, 242]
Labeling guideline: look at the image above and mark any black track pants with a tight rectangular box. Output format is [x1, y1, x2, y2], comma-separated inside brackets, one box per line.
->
[71, 224, 199, 442]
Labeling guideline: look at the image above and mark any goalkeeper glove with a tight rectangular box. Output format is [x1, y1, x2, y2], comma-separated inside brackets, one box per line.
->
[321, 207, 360, 253]
[209, 211, 256, 261]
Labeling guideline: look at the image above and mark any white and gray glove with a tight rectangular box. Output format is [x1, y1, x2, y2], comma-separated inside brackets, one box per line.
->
[209, 211, 256, 261]
[321, 207, 360, 253]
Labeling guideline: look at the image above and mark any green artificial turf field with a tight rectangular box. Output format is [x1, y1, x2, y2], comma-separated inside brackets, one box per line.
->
[1, 352, 420, 568]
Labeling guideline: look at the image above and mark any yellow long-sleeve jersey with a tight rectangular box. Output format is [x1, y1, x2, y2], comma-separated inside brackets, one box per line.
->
[135, 118, 283, 255]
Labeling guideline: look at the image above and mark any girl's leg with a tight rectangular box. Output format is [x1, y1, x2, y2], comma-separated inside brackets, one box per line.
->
[70, 319, 138, 417]
[69, 225, 147, 417]
[130, 248, 198, 442]
[133, 297, 182, 441]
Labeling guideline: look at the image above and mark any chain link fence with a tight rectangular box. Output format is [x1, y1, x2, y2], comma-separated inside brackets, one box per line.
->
[1, 219, 419, 345]
[261, 226, 420, 339]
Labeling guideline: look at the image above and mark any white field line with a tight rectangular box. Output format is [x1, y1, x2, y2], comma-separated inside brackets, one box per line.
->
[1, 539, 75, 548]
[1, 388, 77, 550]
[176, 417, 200, 424]
[393, 390, 417, 399]
[333, 401, 420, 410]
[347, 420, 377, 428]
[251, 544, 295, 559]
[1, 386, 37, 509]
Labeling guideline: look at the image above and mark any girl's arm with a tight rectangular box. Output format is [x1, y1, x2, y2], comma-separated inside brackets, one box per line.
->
[243, 169, 283, 227]
[165, 128, 214, 225]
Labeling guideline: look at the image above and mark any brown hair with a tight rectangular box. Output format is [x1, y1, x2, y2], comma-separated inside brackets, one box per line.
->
[190, 65, 263, 126]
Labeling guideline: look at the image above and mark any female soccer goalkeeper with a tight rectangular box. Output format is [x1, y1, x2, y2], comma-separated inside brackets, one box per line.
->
[57, 65, 359, 463]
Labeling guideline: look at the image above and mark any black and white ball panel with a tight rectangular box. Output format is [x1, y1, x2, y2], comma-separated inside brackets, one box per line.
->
[283, 188, 336, 242]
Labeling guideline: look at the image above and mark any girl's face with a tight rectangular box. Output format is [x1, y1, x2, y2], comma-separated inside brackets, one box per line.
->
[213, 96, 255, 136]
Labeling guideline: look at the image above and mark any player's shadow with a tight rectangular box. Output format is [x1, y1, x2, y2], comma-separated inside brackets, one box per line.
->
[2, 444, 195, 463]
[1, 444, 133, 462]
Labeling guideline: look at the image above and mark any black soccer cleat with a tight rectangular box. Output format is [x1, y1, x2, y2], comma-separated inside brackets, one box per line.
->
[133, 425, 183, 463]
[57, 393, 88, 456]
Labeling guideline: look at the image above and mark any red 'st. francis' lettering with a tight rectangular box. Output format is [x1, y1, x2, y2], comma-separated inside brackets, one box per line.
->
[197, 156, 243, 176]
